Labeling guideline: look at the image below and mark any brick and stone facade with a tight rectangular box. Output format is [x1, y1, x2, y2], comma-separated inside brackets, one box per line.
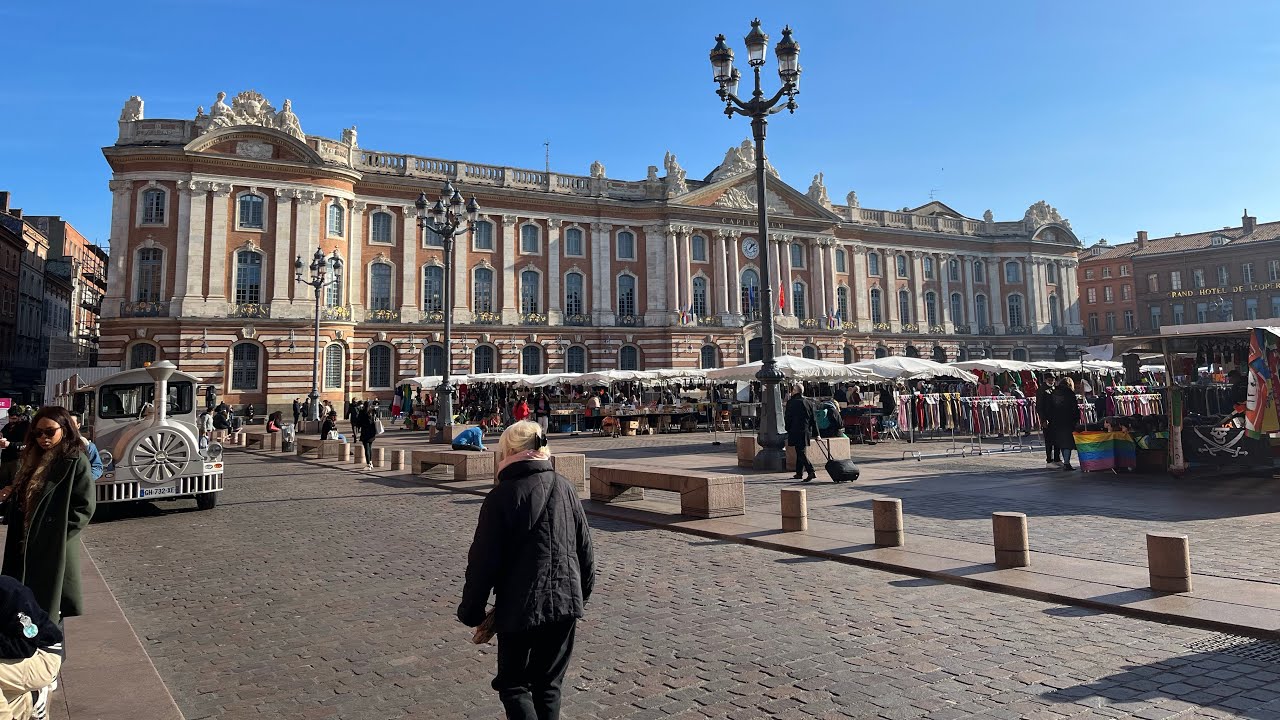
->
[100, 91, 1085, 412]
[1076, 239, 1139, 343]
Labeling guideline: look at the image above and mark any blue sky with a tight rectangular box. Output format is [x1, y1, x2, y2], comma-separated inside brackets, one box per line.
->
[2, 1, 1278, 250]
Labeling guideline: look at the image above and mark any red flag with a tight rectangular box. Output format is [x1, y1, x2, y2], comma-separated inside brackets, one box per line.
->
[778, 281, 785, 310]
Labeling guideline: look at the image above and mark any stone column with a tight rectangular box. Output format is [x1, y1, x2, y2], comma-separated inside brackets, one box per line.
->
[500, 215, 519, 324]
[885, 248, 900, 332]
[779, 234, 795, 320]
[547, 219, 562, 324]
[825, 240, 839, 323]
[810, 240, 825, 322]
[939, 253, 954, 333]
[172, 182, 194, 316]
[851, 245, 870, 332]
[964, 255, 977, 331]
[591, 222, 614, 325]
[988, 257, 1005, 334]
[676, 225, 693, 318]
[103, 180, 133, 316]
[293, 191, 319, 303]
[911, 251, 926, 328]
[643, 223, 667, 326]
[1064, 260, 1081, 328]
[271, 191, 295, 310]
[665, 224, 680, 324]
[206, 183, 233, 316]
[347, 199, 365, 319]
[722, 230, 741, 324]
[712, 230, 728, 316]
[399, 204, 419, 323]
[452, 214, 472, 325]
[1023, 256, 1040, 333]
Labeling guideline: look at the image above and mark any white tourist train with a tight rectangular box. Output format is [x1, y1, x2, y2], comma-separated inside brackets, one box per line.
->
[71, 361, 224, 509]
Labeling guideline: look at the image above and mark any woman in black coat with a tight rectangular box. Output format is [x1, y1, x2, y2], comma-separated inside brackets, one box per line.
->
[1048, 378, 1081, 470]
[357, 406, 378, 470]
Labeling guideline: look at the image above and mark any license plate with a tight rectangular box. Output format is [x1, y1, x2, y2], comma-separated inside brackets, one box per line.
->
[139, 486, 178, 498]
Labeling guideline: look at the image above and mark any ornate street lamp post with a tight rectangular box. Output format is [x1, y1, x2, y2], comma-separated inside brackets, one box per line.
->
[415, 182, 480, 438]
[294, 247, 343, 423]
[710, 18, 801, 470]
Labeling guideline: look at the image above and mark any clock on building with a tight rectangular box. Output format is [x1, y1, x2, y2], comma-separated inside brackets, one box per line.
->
[742, 237, 760, 259]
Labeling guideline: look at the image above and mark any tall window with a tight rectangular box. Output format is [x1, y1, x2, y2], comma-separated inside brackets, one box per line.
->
[1148, 273, 1160, 292]
[1244, 263, 1255, 283]
[1172, 304, 1185, 325]
[1102, 267, 1113, 279]
[473, 220, 494, 250]
[1046, 264, 1058, 284]
[1124, 309, 1135, 329]
[142, 188, 165, 224]
[616, 275, 636, 316]
[371, 212, 393, 243]
[423, 345, 445, 376]
[473, 345, 495, 373]
[565, 272, 584, 315]
[1196, 302, 1208, 323]
[566, 346, 587, 373]
[870, 288, 883, 324]
[948, 259, 960, 282]
[618, 231, 636, 260]
[868, 252, 881, 276]
[565, 227, 583, 256]
[741, 269, 761, 319]
[1272, 297, 1280, 318]
[1049, 295, 1060, 327]
[369, 263, 392, 311]
[1121, 284, 1131, 301]
[973, 260, 985, 283]
[1088, 313, 1099, 334]
[898, 289, 911, 323]
[1192, 269, 1205, 289]
[1088, 288, 1096, 304]
[521, 346, 542, 374]
[692, 276, 708, 316]
[128, 343, 157, 369]
[1246, 298, 1259, 320]
[923, 257, 935, 279]
[324, 344, 344, 389]
[231, 343, 260, 390]
[368, 345, 392, 388]
[1104, 286, 1114, 303]
[836, 286, 849, 321]
[975, 294, 989, 327]
[136, 248, 162, 302]
[327, 203, 344, 236]
[790, 243, 804, 268]
[1106, 312, 1116, 332]
[700, 345, 718, 369]
[325, 257, 342, 307]
[1217, 265, 1229, 287]
[896, 254, 908, 278]
[423, 265, 444, 312]
[473, 268, 494, 312]
[950, 293, 963, 323]
[1271, 260, 1280, 282]
[1007, 295, 1024, 327]
[792, 282, 806, 320]
[521, 224, 540, 254]
[235, 251, 263, 304]
[1151, 306, 1163, 330]
[1004, 261, 1021, 283]
[1120, 265, 1131, 277]
[691, 235, 706, 262]
[520, 270, 540, 314]
[238, 193, 264, 229]
[835, 249, 846, 273]
[619, 345, 639, 370]
[1170, 271, 1182, 290]
[924, 292, 938, 327]
[424, 226, 443, 247]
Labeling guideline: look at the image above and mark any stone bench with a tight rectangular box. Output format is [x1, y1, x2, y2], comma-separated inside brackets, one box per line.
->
[590, 464, 745, 518]
[786, 436, 851, 469]
[430, 424, 480, 445]
[244, 432, 280, 451]
[411, 448, 493, 481]
[296, 437, 344, 459]
[488, 453, 587, 495]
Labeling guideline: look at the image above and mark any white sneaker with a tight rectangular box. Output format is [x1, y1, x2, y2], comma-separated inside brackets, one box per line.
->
[32, 685, 49, 719]
[366, 463, 373, 470]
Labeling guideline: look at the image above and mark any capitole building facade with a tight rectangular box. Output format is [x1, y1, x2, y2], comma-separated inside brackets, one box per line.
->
[100, 90, 1084, 410]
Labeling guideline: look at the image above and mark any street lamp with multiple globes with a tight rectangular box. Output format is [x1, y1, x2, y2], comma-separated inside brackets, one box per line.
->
[709, 18, 801, 471]
[295, 247, 343, 423]
[415, 181, 480, 439]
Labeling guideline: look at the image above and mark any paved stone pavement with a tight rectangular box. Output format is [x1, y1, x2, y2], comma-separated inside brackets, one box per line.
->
[83, 450, 1280, 719]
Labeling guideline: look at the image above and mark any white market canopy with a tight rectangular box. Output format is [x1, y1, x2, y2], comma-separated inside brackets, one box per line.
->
[849, 356, 978, 383]
[1030, 360, 1123, 373]
[706, 355, 880, 383]
[950, 359, 1042, 374]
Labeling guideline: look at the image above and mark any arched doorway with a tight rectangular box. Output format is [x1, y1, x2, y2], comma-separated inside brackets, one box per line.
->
[1055, 345, 1068, 362]
[931, 346, 946, 363]
[905, 345, 920, 358]
[748, 337, 764, 363]
[875, 346, 888, 359]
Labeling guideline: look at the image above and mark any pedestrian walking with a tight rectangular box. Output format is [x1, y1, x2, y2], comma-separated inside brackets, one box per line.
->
[1048, 377, 1080, 471]
[1035, 377, 1059, 467]
[0, 406, 31, 488]
[292, 398, 302, 426]
[357, 404, 379, 470]
[512, 397, 531, 423]
[784, 384, 818, 481]
[458, 421, 595, 720]
[585, 392, 601, 432]
[204, 385, 216, 412]
[533, 392, 551, 435]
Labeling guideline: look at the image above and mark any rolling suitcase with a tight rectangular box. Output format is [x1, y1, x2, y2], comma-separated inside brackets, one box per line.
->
[817, 438, 860, 484]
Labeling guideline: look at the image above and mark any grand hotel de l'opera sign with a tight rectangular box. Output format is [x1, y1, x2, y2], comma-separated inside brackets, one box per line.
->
[100, 91, 1084, 409]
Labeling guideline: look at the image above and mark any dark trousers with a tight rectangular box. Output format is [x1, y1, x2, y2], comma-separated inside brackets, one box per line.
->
[1043, 428, 1059, 462]
[792, 441, 815, 477]
[493, 619, 577, 720]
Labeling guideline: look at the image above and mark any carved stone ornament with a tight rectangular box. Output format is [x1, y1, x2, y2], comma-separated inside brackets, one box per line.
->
[806, 172, 832, 209]
[242, 325, 256, 340]
[590, 160, 606, 178]
[713, 183, 789, 214]
[845, 190, 859, 210]
[707, 139, 779, 182]
[1023, 200, 1070, 230]
[119, 96, 144, 122]
[235, 140, 274, 159]
[983, 209, 994, 223]
[342, 125, 358, 147]
[195, 90, 305, 140]
[663, 151, 688, 197]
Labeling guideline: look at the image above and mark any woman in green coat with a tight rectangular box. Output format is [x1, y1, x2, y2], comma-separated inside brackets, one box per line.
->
[1, 406, 96, 625]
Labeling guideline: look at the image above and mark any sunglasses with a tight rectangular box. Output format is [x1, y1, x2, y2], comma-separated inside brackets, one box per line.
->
[33, 427, 62, 439]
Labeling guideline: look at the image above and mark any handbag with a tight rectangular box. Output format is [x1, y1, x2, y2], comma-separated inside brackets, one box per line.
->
[470, 484, 554, 645]
[374, 418, 385, 436]
[325, 431, 339, 441]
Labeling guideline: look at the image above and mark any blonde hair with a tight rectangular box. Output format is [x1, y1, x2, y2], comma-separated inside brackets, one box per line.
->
[498, 420, 549, 460]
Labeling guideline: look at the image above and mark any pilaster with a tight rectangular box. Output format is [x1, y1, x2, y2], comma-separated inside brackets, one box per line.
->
[547, 218, 563, 325]
[271, 191, 295, 309]
[500, 214, 519, 324]
[988, 257, 1006, 334]
[103, 179, 133, 316]
[348, 199, 366, 318]
[591, 222, 614, 325]
[851, 244, 871, 333]
[939, 253, 954, 334]
[644, 223, 668, 325]
[398, 205, 420, 323]
[664, 224, 680, 325]
[205, 183, 233, 317]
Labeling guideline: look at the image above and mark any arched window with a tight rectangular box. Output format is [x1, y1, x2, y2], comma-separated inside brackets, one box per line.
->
[566, 345, 588, 373]
[1049, 295, 1061, 328]
[520, 224, 540, 254]
[869, 288, 883, 324]
[924, 292, 938, 327]
[423, 265, 444, 312]
[324, 344, 344, 389]
[564, 227, 583, 256]
[128, 342, 157, 369]
[700, 345, 718, 369]
[423, 226, 443, 247]
[1004, 261, 1021, 283]
[836, 286, 849, 321]
[973, 260, 986, 283]
[949, 292, 963, 324]
[801, 345, 818, 360]
[616, 275, 636, 317]
[868, 252, 881, 277]
[617, 230, 636, 260]
[691, 235, 707, 262]
[520, 270, 540, 314]
[692, 276, 708, 317]
[948, 258, 959, 282]
[325, 257, 342, 307]
[975, 294, 989, 328]
[328, 203, 345, 237]
[740, 269, 761, 319]
[835, 249, 847, 273]
[875, 346, 888, 358]
[619, 345, 640, 370]
[235, 250, 263, 305]
[423, 344, 445, 376]
[1055, 345, 1069, 362]
[135, 248, 163, 302]
[473, 220, 494, 250]
[231, 343, 260, 390]
[792, 281, 807, 320]
[564, 272, 584, 316]
[1012, 348, 1029, 362]
[473, 267, 494, 312]
[896, 254, 908, 278]
[1007, 294, 1024, 327]
[790, 243, 804, 268]
[923, 257, 935, 279]
[843, 346, 854, 363]
[932, 346, 947, 363]
[368, 344, 392, 388]
[521, 346, 542, 374]
[238, 193, 264, 229]
[473, 345, 496, 373]
[905, 345, 920, 358]
[141, 188, 166, 224]
[898, 289, 912, 323]
[369, 263, 393, 311]
[958, 346, 969, 362]
[371, 212, 393, 243]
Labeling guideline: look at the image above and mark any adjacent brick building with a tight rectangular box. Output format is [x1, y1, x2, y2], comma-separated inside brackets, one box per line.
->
[0, 192, 50, 401]
[1076, 239, 1139, 343]
[31, 215, 108, 365]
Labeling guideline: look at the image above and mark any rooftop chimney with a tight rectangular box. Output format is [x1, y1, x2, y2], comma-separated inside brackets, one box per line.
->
[1243, 209, 1257, 234]
[0, 191, 8, 215]
[1136, 230, 1148, 248]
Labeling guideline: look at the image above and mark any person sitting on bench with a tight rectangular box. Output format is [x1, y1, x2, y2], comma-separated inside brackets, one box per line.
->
[451, 426, 486, 452]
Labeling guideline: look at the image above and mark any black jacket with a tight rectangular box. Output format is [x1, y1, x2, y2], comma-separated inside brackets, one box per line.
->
[458, 458, 594, 634]
[1048, 385, 1080, 449]
[320, 419, 336, 438]
[784, 395, 819, 447]
[0, 575, 62, 659]
[1034, 386, 1053, 424]
[357, 410, 378, 442]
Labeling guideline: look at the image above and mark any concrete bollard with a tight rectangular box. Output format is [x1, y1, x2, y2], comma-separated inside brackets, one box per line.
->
[780, 489, 807, 532]
[353, 444, 365, 465]
[992, 512, 1030, 568]
[872, 498, 904, 547]
[390, 449, 405, 471]
[338, 443, 351, 462]
[1147, 532, 1192, 593]
[371, 447, 386, 468]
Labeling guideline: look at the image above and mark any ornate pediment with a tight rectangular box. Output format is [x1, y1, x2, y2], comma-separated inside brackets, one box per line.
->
[705, 139, 779, 182]
[712, 183, 791, 214]
[194, 90, 305, 140]
[1023, 200, 1071, 230]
